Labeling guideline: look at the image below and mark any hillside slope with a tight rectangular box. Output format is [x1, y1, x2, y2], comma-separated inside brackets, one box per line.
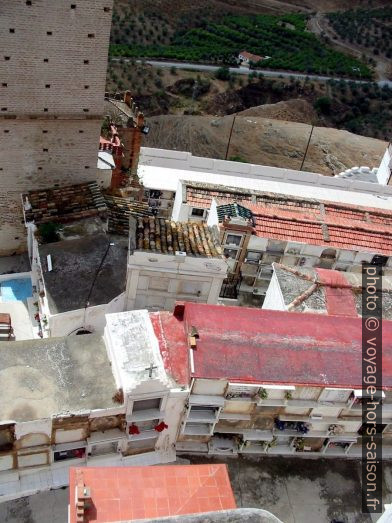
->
[115, 0, 390, 16]
[142, 114, 387, 175]
[235, 99, 319, 124]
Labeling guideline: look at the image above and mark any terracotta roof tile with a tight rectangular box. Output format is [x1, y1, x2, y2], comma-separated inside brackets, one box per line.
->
[105, 194, 153, 236]
[135, 217, 223, 257]
[185, 183, 392, 255]
[23, 182, 106, 225]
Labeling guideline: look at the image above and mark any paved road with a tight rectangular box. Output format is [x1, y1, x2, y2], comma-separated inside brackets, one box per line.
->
[111, 57, 392, 88]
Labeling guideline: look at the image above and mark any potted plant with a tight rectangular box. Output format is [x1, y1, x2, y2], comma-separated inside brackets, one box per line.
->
[294, 437, 305, 452]
[265, 437, 277, 451]
[258, 387, 268, 400]
[284, 390, 293, 401]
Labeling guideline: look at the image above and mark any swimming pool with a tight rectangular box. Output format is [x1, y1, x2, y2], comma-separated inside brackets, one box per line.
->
[0, 278, 33, 302]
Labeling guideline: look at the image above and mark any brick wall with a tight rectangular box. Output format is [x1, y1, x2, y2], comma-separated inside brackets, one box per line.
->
[0, 0, 114, 255]
[0, 119, 102, 254]
[0, 0, 113, 116]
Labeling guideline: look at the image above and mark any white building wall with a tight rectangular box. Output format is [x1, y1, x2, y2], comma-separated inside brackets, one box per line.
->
[125, 251, 228, 311]
[207, 199, 219, 227]
[48, 292, 125, 337]
[15, 420, 52, 444]
[263, 270, 286, 310]
[139, 148, 392, 208]
[0, 455, 13, 473]
[247, 236, 268, 251]
[171, 181, 189, 222]
[377, 145, 392, 185]
[96, 167, 112, 189]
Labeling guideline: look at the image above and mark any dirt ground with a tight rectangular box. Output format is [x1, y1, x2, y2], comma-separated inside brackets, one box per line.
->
[235, 99, 319, 124]
[143, 113, 387, 175]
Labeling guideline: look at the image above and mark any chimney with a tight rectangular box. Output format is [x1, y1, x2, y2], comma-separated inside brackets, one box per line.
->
[124, 90, 132, 107]
[137, 112, 144, 127]
[75, 476, 92, 523]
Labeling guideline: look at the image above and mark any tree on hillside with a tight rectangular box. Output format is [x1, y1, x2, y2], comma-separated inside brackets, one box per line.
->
[314, 96, 332, 115]
[215, 66, 230, 81]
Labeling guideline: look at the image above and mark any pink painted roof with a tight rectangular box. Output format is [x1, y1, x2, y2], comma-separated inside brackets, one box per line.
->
[69, 465, 236, 522]
[315, 268, 357, 317]
[151, 310, 190, 386]
[154, 303, 392, 389]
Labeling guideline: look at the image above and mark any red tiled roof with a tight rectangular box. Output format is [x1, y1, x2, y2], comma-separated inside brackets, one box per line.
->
[186, 186, 392, 255]
[155, 303, 392, 389]
[186, 187, 252, 209]
[239, 50, 264, 61]
[69, 465, 236, 522]
[246, 202, 392, 255]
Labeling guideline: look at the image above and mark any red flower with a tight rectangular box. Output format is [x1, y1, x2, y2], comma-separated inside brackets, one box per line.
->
[129, 424, 140, 435]
[154, 422, 168, 432]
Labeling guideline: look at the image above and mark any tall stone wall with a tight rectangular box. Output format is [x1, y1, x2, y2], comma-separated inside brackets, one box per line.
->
[0, 119, 102, 255]
[0, 0, 114, 255]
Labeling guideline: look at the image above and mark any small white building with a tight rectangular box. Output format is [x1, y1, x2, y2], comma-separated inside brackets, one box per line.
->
[104, 310, 188, 464]
[238, 50, 264, 66]
[1, 301, 392, 501]
[132, 302, 392, 461]
[125, 216, 228, 311]
[29, 226, 128, 338]
[0, 309, 189, 501]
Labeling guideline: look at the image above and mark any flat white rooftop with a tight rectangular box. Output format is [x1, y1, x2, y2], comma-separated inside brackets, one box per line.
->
[139, 148, 392, 210]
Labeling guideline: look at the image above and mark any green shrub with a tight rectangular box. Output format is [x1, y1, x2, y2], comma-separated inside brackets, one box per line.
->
[229, 155, 248, 163]
[215, 66, 230, 81]
[314, 96, 332, 115]
[38, 222, 61, 244]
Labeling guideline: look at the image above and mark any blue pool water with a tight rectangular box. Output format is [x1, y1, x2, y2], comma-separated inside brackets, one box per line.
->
[0, 278, 33, 302]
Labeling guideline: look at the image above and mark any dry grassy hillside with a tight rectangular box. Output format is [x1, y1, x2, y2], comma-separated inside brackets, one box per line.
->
[235, 99, 319, 124]
[142, 114, 387, 176]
